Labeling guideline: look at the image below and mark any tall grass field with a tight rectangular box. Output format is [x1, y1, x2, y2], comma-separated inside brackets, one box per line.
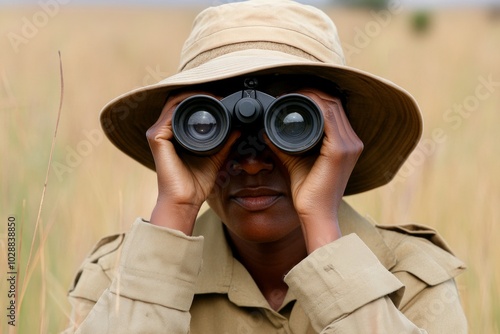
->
[1, 4, 499, 333]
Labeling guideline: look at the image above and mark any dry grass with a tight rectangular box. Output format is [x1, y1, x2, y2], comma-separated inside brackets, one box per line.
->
[0, 5, 499, 333]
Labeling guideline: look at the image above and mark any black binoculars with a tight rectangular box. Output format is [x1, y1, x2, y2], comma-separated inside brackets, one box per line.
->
[172, 85, 324, 156]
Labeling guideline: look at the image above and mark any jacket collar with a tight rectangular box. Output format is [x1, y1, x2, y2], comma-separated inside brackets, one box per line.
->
[192, 200, 397, 305]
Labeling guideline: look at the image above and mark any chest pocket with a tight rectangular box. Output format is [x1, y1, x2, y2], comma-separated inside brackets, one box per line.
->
[376, 224, 466, 286]
[68, 234, 125, 302]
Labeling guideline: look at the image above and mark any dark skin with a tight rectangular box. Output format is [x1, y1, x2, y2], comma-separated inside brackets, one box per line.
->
[146, 81, 363, 310]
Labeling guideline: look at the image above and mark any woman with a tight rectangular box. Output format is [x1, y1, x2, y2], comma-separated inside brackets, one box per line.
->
[65, 1, 467, 332]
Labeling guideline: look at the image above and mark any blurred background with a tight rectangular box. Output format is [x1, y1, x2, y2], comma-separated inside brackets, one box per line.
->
[1, 0, 499, 332]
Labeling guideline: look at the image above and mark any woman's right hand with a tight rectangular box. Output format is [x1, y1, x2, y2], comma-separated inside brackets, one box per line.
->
[146, 92, 239, 234]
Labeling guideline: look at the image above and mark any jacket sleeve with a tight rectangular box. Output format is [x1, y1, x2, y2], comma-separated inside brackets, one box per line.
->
[63, 218, 204, 334]
[283, 234, 467, 333]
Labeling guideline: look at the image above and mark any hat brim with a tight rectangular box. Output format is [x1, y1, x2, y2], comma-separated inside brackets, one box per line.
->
[100, 49, 422, 195]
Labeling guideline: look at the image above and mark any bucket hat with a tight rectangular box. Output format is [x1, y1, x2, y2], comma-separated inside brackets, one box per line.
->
[100, 0, 422, 195]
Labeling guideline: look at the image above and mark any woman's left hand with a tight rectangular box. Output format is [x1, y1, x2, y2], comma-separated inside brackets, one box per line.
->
[268, 89, 364, 253]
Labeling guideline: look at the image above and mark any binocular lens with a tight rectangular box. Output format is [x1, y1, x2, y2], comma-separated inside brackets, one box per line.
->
[172, 96, 230, 155]
[265, 95, 324, 154]
[280, 112, 306, 138]
[187, 111, 217, 140]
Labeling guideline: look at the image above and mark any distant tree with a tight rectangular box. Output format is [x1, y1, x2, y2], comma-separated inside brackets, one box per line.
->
[411, 11, 432, 34]
[487, 5, 500, 21]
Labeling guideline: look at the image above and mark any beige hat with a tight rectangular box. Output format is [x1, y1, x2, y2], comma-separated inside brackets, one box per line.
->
[100, 0, 422, 195]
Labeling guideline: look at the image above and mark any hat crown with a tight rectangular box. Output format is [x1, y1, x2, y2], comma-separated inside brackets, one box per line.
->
[179, 0, 346, 71]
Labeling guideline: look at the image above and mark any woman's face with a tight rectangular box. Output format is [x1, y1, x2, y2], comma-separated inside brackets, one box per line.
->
[206, 128, 302, 244]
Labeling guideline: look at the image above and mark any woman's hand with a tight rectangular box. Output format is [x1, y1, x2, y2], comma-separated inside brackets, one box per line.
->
[268, 89, 364, 252]
[146, 92, 239, 234]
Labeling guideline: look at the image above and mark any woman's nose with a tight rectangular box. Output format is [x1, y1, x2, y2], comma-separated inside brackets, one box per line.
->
[234, 154, 274, 175]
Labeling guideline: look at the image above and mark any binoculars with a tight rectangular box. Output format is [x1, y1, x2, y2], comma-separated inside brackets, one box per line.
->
[172, 83, 324, 156]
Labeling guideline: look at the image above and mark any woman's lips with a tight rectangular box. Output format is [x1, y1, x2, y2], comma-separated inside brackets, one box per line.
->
[232, 195, 281, 211]
[229, 187, 282, 211]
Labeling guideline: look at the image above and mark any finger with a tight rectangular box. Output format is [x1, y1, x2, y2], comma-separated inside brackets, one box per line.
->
[331, 98, 360, 144]
[261, 133, 291, 167]
[327, 98, 363, 156]
[147, 98, 191, 188]
[323, 99, 346, 143]
[302, 90, 360, 149]
[212, 130, 241, 166]
[297, 90, 363, 172]
[296, 89, 344, 143]
[322, 99, 363, 162]
[148, 91, 208, 166]
[262, 133, 313, 186]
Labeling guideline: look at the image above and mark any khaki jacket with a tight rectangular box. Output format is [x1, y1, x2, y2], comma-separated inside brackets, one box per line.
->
[64, 201, 467, 333]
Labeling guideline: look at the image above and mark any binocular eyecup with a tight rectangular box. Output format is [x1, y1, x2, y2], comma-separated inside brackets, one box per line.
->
[172, 89, 324, 156]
